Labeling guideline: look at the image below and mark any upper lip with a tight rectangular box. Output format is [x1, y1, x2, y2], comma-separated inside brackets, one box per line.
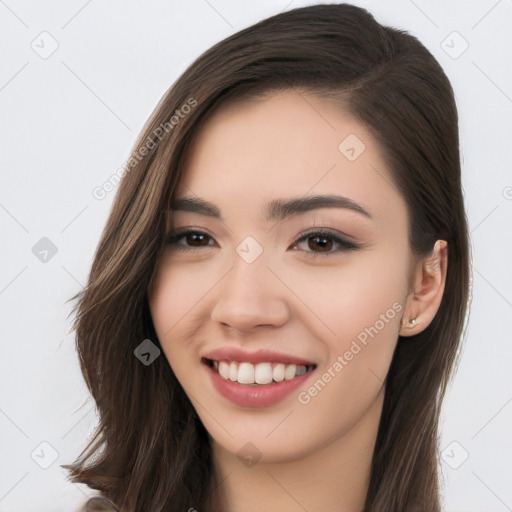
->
[202, 346, 316, 366]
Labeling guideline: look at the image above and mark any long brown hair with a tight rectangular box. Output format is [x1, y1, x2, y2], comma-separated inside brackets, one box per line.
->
[63, 3, 470, 511]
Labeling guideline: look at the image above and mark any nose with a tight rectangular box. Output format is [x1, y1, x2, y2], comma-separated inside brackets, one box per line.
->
[210, 255, 290, 333]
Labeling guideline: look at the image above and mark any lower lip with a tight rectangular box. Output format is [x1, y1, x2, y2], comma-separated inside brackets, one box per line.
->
[204, 362, 316, 408]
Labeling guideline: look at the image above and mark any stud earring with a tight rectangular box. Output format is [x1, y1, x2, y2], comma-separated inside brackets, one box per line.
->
[402, 318, 417, 329]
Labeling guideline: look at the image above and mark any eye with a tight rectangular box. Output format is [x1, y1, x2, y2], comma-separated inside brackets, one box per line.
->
[166, 229, 215, 251]
[290, 230, 358, 257]
[166, 228, 359, 256]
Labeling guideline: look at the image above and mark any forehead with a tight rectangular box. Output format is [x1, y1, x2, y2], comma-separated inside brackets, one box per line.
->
[176, 90, 406, 226]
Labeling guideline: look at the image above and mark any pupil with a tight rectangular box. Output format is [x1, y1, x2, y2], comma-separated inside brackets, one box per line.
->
[309, 236, 332, 252]
[188, 233, 207, 246]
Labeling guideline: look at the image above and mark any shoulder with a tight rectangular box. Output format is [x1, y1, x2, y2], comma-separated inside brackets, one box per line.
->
[77, 496, 119, 512]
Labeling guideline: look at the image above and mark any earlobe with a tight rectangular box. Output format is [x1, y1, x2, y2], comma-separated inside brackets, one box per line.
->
[399, 240, 448, 337]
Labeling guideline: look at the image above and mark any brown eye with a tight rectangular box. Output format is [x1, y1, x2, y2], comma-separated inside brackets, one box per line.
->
[292, 230, 358, 257]
[183, 232, 210, 247]
[166, 230, 214, 250]
[307, 234, 333, 252]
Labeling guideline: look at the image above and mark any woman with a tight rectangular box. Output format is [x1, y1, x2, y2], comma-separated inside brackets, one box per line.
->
[64, 3, 470, 511]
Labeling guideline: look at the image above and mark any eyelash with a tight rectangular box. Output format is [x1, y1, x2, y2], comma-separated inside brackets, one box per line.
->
[165, 228, 358, 257]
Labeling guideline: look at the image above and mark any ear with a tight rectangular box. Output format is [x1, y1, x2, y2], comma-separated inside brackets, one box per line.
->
[399, 239, 448, 337]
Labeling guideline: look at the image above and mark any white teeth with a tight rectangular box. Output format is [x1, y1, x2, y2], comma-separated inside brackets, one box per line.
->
[218, 361, 229, 380]
[229, 361, 238, 381]
[284, 364, 297, 380]
[273, 363, 285, 382]
[211, 360, 313, 385]
[237, 362, 255, 384]
[254, 363, 273, 384]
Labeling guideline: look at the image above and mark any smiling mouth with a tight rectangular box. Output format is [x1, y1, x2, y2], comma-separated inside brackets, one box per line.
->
[202, 358, 317, 385]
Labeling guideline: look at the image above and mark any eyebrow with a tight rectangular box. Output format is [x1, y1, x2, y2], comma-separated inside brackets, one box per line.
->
[171, 194, 373, 222]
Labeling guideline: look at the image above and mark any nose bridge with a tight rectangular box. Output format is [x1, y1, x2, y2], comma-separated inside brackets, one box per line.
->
[210, 244, 289, 330]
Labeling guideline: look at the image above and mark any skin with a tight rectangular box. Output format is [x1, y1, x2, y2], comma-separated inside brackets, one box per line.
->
[148, 90, 447, 512]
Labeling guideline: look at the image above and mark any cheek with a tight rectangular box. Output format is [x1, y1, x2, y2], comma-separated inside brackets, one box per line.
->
[148, 261, 210, 373]
[267, 252, 407, 421]
[290, 259, 405, 438]
[273, 249, 407, 349]
[149, 258, 216, 337]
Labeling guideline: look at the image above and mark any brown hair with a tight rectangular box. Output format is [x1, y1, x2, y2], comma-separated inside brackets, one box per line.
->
[63, 3, 470, 511]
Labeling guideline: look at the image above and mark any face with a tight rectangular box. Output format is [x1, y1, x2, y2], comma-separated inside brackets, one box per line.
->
[149, 90, 413, 464]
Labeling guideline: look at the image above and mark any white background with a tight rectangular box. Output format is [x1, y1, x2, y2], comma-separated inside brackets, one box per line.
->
[1, 1, 511, 511]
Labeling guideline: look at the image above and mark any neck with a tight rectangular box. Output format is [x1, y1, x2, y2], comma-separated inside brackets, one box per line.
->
[209, 387, 384, 512]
